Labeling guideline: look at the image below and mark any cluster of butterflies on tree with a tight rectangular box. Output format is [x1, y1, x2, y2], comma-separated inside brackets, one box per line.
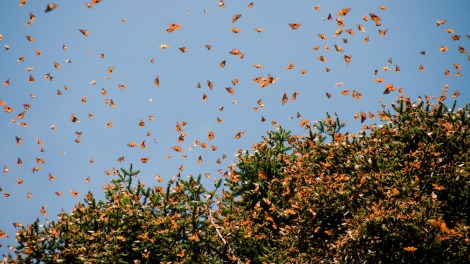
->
[0, 0, 468, 243]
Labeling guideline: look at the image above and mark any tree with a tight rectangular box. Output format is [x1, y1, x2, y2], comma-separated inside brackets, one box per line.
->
[4, 96, 469, 263]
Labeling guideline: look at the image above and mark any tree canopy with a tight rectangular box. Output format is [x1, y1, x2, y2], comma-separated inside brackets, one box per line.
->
[3, 96, 469, 263]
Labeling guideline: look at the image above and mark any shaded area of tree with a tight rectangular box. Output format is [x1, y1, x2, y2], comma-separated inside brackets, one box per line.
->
[3, 96, 469, 263]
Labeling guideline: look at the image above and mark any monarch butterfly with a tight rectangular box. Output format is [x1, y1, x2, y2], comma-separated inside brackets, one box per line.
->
[172, 146, 183, 152]
[55, 191, 62, 196]
[79, 29, 88, 37]
[208, 131, 214, 141]
[419, 64, 425, 71]
[255, 27, 264, 33]
[318, 33, 327, 40]
[225, 87, 234, 95]
[378, 5, 387, 10]
[159, 44, 169, 49]
[232, 78, 239, 85]
[45, 3, 58, 12]
[318, 56, 326, 62]
[444, 28, 454, 34]
[229, 49, 241, 55]
[71, 113, 79, 122]
[48, 173, 56, 181]
[179, 47, 187, 53]
[356, 24, 366, 33]
[452, 35, 461, 41]
[127, 142, 136, 147]
[233, 131, 245, 139]
[340, 90, 350, 95]
[105, 121, 113, 128]
[26, 35, 34, 42]
[312, 45, 319, 50]
[334, 44, 344, 52]
[289, 23, 301, 29]
[154, 76, 160, 87]
[459, 45, 466, 53]
[220, 60, 226, 68]
[337, 8, 351, 16]
[290, 91, 299, 101]
[436, 19, 446, 26]
[369, 13, 381, 21]
[140, 157, 149, 163]
[301, 69, 307, 75]
[139, 119, 145, 127]
[40, 206, 48, 215]
[403, 246, 417, 252]
[197, 156, 203, 164]
[313, 5, 320, 11]
[286, 63, 294, 70]
[207, 80, 213, 89]
[166, 23, 181, 33]
[140, 140, 146, 149]
[253, 63, 263, 68]
[71, 191, 79, 197]
[232, 14, 242, 23]
[219, 0, 224, 9]
[231, 27, 241, 33]
[248, 2, 254, 8]
[205, 44, 212, 50]
[378, 29, 387, 36]
[281, 93, 288, 105]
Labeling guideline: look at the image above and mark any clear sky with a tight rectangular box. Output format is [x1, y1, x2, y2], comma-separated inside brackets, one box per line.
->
[1, 0, 469, 254]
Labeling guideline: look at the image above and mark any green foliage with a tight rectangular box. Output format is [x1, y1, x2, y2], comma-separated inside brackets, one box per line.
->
[4, 97, 469, 263]
[4, 165, 230, 263]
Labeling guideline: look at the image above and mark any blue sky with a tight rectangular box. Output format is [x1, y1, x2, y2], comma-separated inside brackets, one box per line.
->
[1, 0, 469, 254]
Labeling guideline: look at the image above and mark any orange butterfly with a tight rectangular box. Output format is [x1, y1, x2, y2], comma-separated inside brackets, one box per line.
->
[45, 3, 58, 12]
[166, 23, 181, 33]
[71, 113, 79, 122]
[231, 27, 241, 33]
[140, 157, 149, 163]
[436, 19, 446, 26]
[289, 23, 301, 30]
[232, 14, 242, 23]
[337, 8, 351, 16]
[79, 29, 88, 37]
[225, 87, 234, 95]
[233, 131, 245, 139]
[403, 246, 417, 252]
[172, 146, 183, 152]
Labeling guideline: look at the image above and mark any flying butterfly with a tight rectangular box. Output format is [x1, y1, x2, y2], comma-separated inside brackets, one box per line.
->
[337, 8, 351, 16]
[45, 3, 58, 12]
[232, 14, 242, 23]
[289, 23, 301, 30]
[79, 29, 88, 37]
